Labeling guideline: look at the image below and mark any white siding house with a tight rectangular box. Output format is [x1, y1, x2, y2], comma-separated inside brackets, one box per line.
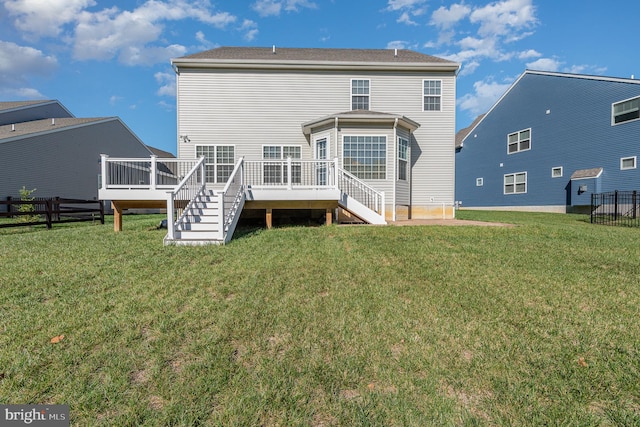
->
[172, 47, 459, 221]
[99, 47, 459, 245]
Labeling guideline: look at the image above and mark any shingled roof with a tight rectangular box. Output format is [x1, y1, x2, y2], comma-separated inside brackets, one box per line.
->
[0, 100, 56, 112]
[178, 46, 456, 64]
[0, 118, 110, 141]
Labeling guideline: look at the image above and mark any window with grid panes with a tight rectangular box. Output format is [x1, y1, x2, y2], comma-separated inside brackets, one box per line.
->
[351, 79, 370, 110]
[423, 80, 441, 111]
[507, 129, 531, 154]
[343, 136, 386, 179]
[195, 145, 235, 184]
[398, 137, 409, 181]
[262, 145, 302, 184]
[613, 96, 640, 124]
[504, 172, 527, 194]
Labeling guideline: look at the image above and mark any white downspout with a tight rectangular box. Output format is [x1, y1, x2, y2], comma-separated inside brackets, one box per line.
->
[392, 118, 398, 222]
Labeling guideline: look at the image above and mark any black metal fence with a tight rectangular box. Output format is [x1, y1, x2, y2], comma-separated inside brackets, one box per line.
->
[0, 197, 104, 229]
[591, 191, 640, 227]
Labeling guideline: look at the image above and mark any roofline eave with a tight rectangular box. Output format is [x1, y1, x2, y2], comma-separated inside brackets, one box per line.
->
[171, 58, 460, 73]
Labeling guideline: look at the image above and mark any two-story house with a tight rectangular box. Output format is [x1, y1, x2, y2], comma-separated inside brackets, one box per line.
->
[456, 70, 640, 213]
[100, 47, 460, 244]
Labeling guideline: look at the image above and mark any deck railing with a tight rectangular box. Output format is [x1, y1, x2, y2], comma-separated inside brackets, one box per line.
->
[219, 158, 245, 241]
[166, 157, 206, 240]
[337, 168, 385, 218]
[100, 155, 201, 190]
[243, 159, 337, 189]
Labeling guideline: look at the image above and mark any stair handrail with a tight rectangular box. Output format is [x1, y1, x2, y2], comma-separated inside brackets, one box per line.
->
[337, 167, 385, 218]
[219, 157, 245, 241]
[166, 156, 206, 241]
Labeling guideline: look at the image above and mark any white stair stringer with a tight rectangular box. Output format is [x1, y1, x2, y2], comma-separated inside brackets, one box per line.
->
[338, 192, 386, 225]
[165, 189, 225, 245]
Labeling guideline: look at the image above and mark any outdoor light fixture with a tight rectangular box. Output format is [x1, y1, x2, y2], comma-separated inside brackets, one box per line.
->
[180, 135, 190, 143]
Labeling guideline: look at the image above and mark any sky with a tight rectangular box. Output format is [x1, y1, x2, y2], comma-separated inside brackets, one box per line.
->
[1, 0, 639, 155]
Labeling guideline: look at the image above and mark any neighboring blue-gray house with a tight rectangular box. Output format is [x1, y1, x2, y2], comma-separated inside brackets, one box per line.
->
[0, 100, 157, 202]
[455, 70, 640, 213]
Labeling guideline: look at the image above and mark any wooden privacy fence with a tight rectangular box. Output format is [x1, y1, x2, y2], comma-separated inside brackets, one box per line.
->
[0, 197, 104, 229]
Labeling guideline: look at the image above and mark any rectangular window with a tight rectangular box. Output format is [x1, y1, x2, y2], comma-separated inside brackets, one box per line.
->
[343, 135, 386, 180]
[613, 96, 640, 125]
[351, 79, 370, 110]
[398, 137, 409, 181]
[621, 156, 637, 170]
[262, 145, 302, 184]
[507, 129, 531, 154]
[423, 80, 441, 111]
[551, 167, 563, 178]
[196, 145, 235, 184]
[504, 172, 527, 194]
[476, 178, 484, 187]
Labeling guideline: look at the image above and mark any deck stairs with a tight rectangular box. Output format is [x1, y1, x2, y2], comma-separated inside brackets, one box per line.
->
[165, 190, 223, 245]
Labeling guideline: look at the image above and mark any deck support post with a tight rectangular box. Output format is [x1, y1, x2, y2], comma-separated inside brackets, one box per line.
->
[266, 208, 273, 229]
[325, 208, 332, 225]
[112, 202, 123, 232]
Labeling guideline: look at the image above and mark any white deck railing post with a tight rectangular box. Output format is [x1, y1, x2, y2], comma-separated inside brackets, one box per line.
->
[166, 192, 175, 240]
[381, 191, 386, 220]
[100, 154, 108, 189]
[333, 158, 339, 188]
[218, 191, 225, 240]
[150, 155, 157, 190]
[286, 157, 292, 190]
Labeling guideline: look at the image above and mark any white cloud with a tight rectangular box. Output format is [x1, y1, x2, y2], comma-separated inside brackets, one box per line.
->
[252, 0, 317, 17]
[458, 78, 514, 116]
[4, 0, 96, 38]
[6, 0, 237, 66]
[239, 19, 259, 41]
[397, 11, 417, 25]
[387, 40, 408, 50]
[470, 0, 537, 38]
[0, 41, 56, 99]
[431, 4, 471, 29]
[518, 49, 541, 60]
[155, 71, 176, 97]
[386, 0, 427, 12]
[109, 95, 123, 105]
[526, 57, 561, 71]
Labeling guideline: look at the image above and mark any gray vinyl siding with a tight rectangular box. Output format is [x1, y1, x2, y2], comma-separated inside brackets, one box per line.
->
[177, 68, 456, 206]
[0, 120, 151, 200]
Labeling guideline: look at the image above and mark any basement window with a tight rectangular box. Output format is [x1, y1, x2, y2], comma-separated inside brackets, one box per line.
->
[621, 156, 637, 170]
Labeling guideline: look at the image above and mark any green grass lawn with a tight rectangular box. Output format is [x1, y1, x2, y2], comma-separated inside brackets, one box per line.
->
[1, 211, 639, 426]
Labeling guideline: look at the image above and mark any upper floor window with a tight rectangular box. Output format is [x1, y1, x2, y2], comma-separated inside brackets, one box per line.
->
[351, 79, 370, 110]
[343, 135, 386, 180]
[423, 80, 441, 111]
[398, 137, 409, 181]
[504, 172, 527, 194]
[613, 96, 640, 125]
[507, 129, 531, 154]
[196, 145, 235, 183]
[621, 156, 637, 170]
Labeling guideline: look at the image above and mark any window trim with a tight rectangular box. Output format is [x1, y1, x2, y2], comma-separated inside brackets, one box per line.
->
[422, 79, 442, 112]
[612, 96, 640, 126]
[351, 78, 370, 111]
[551, 167, 563, 178]
[507, 128, 531, 154]
[195, 144, 236, 184]
[397, 136, 409, 181]
[620, 156, 637, 170]
[504, 171, 527, 195]
[342, 134, 387, 180]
